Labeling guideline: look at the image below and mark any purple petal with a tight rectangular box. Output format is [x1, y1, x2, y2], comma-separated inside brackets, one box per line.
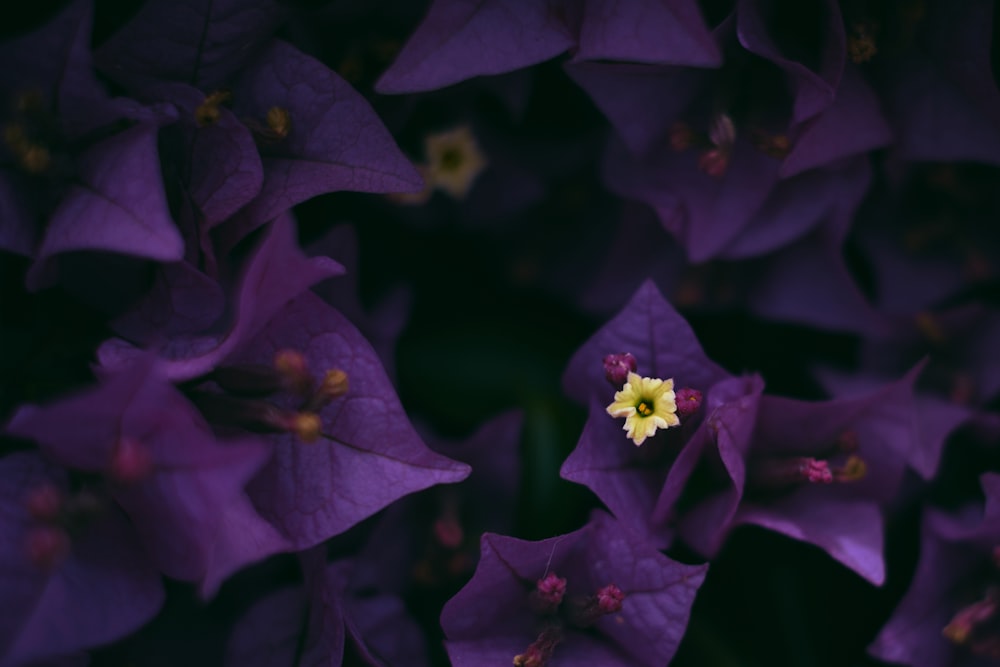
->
[222, 41, 422, 240]
[236, 291, 470, 548]
[95, 0, 285, 91]
[869, 506, 986, 666]
[665, 375, 763, 556]
[442, 513, 706, 667]
[0, 0, 108, 135]
[0, 171, 36, 256]
[146, 83, 264, 227]
[746, 222, 891, 337]
[814, 369, 972, 480]
[561, 401, 676, 546]
[375, 0, 574, 94]
[573, 0, 721, 66]
[29, 124, 183, 286]
[737, 0, 845, 123]
[877, 0, 1000, 164]
[719, 158, 871, 259]
[737, 498, 885, 584]
[7, 361, 290, 596]
[98, 214, 343, 381]
[111, 262, 226, 343]
[563, 280, 730, 405]
[0, 453, 164, 666]
[780, 65, 891, 178]
[605, 136, 783, 262]
[566, 62, 707, 155]
[225, 587, 307, 667]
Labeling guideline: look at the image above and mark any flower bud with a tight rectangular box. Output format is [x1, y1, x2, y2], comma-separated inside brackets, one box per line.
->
[533, 573, 567, 614]
[25, 482, 63, 522]
[675, 387, 702, 418]
[567, 583, 627, 627]
[596, 584, 625, 614]
[698, 148, 730, 178]
[433, 515, 465, 549]
[512, 625, 562, 667]
[109, 437, 155, 484]
[602, 353, 637, 387]
[25, 525, 71, 570]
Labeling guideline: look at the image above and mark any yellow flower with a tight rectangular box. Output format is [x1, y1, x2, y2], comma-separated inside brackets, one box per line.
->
[424, 125, 488, 199]
[606, 372, 680, 446]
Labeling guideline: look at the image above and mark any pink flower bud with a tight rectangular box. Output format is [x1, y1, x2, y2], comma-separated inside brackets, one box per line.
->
[698, 148, 730, 178]
[109, 437, 154, 484]
[25, 525, 71, 570]
[603, 353, 637, 387]
[596, 584, 625, 614]
[675, 388, 702, 418]
[532, 572, 567, 614]
[25, 482, 63, 522]
[433, 515, 465, 549]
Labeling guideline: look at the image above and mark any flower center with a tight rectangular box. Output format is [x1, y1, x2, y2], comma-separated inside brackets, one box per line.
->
[636, 400, 654, 416]
[422, 125, 488, 199]
[187, 349, 347, 443]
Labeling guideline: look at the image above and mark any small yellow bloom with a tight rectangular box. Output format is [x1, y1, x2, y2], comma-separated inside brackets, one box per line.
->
[424, 125, 488, 199]
[606, 372, 680, 446]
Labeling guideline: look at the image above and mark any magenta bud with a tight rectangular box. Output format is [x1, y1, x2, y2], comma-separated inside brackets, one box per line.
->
[596, 584, 626, 614]
[433, 515, 465, 549]
[513, 625, 563, 667]
[532, 572, 567, 614]
[675, 387, 702, 418]
[698, 148, 730, 178]
[25, 483, 63, 522]
[109, 437, 154, 484]
[603, 353, 637, 387]
[25, 525, 71, 570]
[568, 584, 627, 627]
[747, 456, 833, 490]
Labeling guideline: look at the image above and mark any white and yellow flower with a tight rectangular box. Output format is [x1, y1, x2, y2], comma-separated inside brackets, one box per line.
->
[606, 372, 680, 446]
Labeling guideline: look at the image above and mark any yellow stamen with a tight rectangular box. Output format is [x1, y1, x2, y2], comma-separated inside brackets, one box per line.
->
[194, 90, 232, 126]
[291, 412, 322, 443]
[265, 107, 291, 139]
[834, 455, 867, 482]
[320, 369, 349, 399]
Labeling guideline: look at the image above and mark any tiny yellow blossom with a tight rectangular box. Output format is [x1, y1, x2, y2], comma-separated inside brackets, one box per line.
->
[424, 125, 488, 199]
[606, 372, 680, 446]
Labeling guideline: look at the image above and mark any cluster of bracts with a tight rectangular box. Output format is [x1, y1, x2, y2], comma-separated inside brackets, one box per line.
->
[1, 1, 998, 666]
